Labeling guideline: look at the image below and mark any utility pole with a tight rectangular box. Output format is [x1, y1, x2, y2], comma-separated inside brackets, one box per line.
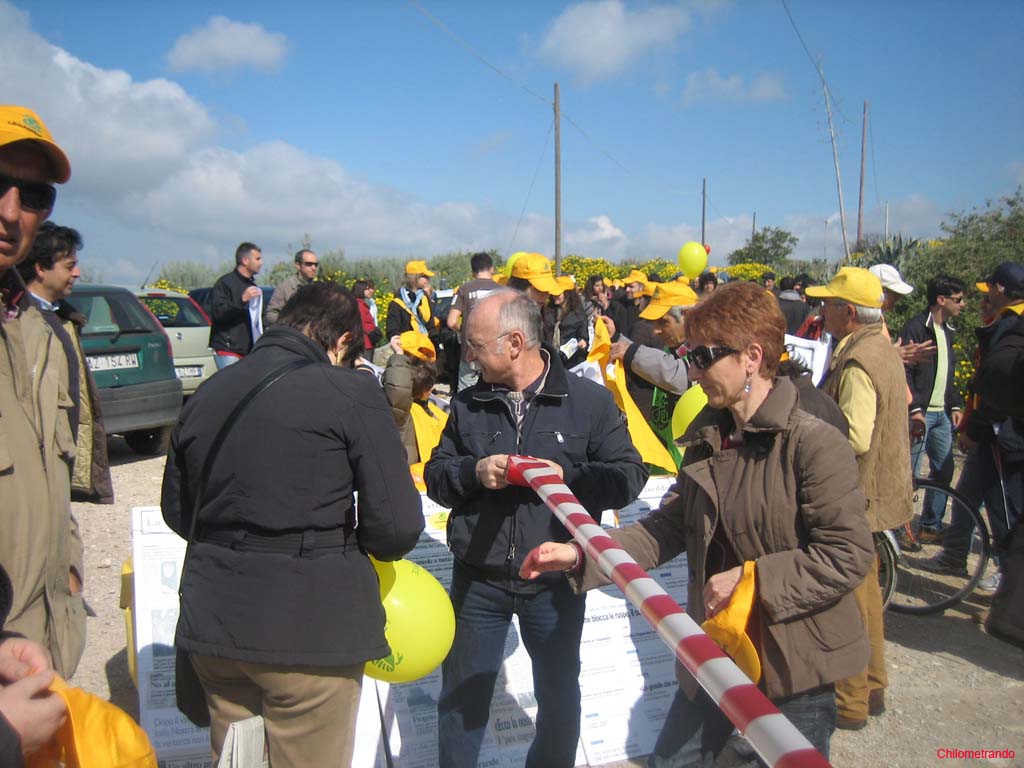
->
[701, 177, 707, 244]
[818, 59, 851, 260]
[751, 211, 756, 243]
[856, 101, 868, 251]
[554, 83, 562, 276]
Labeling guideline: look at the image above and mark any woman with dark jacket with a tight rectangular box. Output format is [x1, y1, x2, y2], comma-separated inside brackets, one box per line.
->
[161, 282, 424, 767]
[542, 277, 589, 368]
[521, 281, 873, 765]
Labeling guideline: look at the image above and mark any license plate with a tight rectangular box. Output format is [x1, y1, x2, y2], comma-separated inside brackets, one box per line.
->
[175, 366, 203, 379]
[87, 353, 139, 371]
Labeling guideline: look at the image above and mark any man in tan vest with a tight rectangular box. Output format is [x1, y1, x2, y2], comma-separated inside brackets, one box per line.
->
[808, 267, 914, 730]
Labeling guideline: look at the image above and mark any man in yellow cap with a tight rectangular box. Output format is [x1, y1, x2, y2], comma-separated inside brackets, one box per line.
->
[0, 105, 78, 755]
[607, 268, 650, 339]
[807, 266, 913, 729]
[505, 252, 563, 308]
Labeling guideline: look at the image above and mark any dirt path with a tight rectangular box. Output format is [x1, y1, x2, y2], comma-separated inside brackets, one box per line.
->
[72, 439, 1024, 767]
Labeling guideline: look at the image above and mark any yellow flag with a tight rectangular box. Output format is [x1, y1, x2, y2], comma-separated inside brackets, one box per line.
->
[588, 319, 676, 474]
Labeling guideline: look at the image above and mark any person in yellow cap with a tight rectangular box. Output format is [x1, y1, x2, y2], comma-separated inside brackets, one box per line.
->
[0, 106, 88, 686]
[603, 281, 699, 468]
[505, 252, 563, 309]
[520, 280, 873, 765]
[807, 266, 914, 729]
[383, 330, 448, 465]
[542, 274, 588, 366]
[606, 268, 650, 339]
[385, 259, 439, 341]
[0, 105, 80, 761]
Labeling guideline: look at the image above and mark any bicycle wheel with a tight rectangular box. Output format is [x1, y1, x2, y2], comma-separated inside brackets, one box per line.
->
[889, 478, 991, 614]
[874, 531, 897, 610]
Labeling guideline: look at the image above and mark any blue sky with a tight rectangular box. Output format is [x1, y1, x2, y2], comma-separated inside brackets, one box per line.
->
[5, 0, 1022, 284]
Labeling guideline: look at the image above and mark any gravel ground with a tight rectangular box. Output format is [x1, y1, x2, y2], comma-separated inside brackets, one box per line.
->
[71, 438, 1024, 767]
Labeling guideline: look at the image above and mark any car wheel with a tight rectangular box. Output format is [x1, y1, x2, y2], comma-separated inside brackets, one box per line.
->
[124, 427, 172, 456]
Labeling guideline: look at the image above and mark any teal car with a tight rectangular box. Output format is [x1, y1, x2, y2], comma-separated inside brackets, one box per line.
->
[69, 284, 183, 454]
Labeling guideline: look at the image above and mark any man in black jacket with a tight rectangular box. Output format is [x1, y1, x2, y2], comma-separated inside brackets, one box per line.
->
[425, 289, 648, 768]
[210, 242, 264, 369]
[929, 262, 1024, 593]
[899, 274, 966, 539]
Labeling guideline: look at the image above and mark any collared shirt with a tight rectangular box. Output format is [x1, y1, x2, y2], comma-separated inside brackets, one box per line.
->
[833, 333, 877, 456]
[29, 291, 59, 312]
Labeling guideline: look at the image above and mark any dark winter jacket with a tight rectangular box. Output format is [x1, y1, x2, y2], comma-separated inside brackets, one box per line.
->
[966, 303, 1024, 458]
[777, 290, 810, 336]
[899, 310, 964, 416]
[209, 268, 261, 356]
[425, 347, 648, 593]
[542, 303, 588, 368]
[161, 325, 424, 666]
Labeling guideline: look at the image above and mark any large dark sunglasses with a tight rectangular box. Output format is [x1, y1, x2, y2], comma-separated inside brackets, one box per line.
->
[0, 172, 56, 212]
[684, 345, 737, 370]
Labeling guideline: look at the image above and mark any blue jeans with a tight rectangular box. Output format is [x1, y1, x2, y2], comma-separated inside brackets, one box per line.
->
[456, 359, 479, 393]
[910, 411, 955, 530]
[214, 354, 240, 370]
[945, 443, 1024, 568]
[647, 684, 836, 768]
[437, 561, 586, 768]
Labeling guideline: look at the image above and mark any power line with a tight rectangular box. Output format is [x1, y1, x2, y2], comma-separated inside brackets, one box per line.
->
[409, 0, 699, 208]
[507, 118, 555, 256]
[779, 0, 850, 125]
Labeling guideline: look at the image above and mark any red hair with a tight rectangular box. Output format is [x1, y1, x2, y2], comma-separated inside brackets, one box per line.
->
[684, 282, 786, 378]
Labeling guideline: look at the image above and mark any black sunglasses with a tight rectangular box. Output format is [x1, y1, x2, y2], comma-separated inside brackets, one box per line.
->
[301, 261, 319, 268]
[0, 172, 56, 212]
[684, 345, 737, 370]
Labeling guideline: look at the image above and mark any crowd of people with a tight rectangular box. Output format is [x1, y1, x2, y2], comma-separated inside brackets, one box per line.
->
[2, 102, 1022, 768]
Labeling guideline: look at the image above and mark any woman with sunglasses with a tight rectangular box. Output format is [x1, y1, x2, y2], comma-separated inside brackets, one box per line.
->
[520, 281, 874, 766]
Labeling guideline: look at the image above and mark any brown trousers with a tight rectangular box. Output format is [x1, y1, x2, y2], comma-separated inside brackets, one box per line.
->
[834, 555, 887, 720]
[191, 655, 363, 768]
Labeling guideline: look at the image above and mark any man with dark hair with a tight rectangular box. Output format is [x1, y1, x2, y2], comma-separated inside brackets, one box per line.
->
[446, 251, 498, 392]
[210, 242, 264, 368]
[777, 276, 810, 335]
[17, 222, 112, 504]
[265, 248, 318, 325]
[697, 270, 717, 296]
[426, 289, 647, 768]
[899, 274, 965, 540]
[0, 105, 87, 680]
[762, 271, 778, 294]
[929, 262, 1024, 593]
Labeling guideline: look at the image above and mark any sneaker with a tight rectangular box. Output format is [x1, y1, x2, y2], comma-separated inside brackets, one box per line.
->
[917, 526, 946, 545]
[978, 572, 1002, 594]
[896, 525, 922, 553]
[918, 553, 969, 578]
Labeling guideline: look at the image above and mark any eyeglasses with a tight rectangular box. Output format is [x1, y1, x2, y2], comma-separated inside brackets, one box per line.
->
[684, 345, 737, 370]
[466, 332, 510, 354]
[0, 172, 56, 212]
[941, 294, 965, 304]
[301, 261, 319, 268]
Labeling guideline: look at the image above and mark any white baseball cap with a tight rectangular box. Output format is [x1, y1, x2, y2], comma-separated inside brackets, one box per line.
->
[868, 264, 914, 295]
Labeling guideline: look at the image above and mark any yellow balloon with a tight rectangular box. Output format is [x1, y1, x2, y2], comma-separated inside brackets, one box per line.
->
[677, 241, 708, 279]
[672, 384, 708, 439]
[365, 558, 455, 683]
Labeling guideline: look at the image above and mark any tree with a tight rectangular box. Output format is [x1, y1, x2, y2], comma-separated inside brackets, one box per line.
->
[845, 233, 921, 271]
[157, 260, 224, 290]
[727, 226, 799, 268]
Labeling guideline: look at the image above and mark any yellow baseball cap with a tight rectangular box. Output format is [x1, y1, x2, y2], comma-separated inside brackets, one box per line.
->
[639, 282, 699, 320]
[510, 253, 563, 296]
[701, 560, 761, 683]
[405, 260, 435, 277]
[555, 274, 576, 292]
[623, 269, 647, 286]
[0, 105, 70, 183]
[805, 267, 883, 309]
[399, 330, 436, 361]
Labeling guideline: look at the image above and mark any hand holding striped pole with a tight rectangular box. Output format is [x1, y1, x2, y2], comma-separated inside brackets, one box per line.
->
[506, 455, 832, 768]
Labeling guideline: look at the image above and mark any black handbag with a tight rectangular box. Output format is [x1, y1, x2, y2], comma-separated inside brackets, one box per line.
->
[175, 359, 312, 727]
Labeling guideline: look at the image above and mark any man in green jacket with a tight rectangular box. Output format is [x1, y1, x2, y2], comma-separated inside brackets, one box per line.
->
[0, 105, 86, 677]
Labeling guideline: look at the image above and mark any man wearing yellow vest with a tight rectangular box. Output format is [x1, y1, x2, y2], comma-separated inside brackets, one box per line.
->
[808, 267, 914, 730]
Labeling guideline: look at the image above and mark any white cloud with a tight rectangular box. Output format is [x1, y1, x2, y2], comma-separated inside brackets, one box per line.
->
[539, 0, 690, 83]
[681, 69, 786, 105]
[167, 16, 287, 73]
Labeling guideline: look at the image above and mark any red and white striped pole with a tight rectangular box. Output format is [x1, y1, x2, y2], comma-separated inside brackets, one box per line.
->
[506, 456, 832, 768]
